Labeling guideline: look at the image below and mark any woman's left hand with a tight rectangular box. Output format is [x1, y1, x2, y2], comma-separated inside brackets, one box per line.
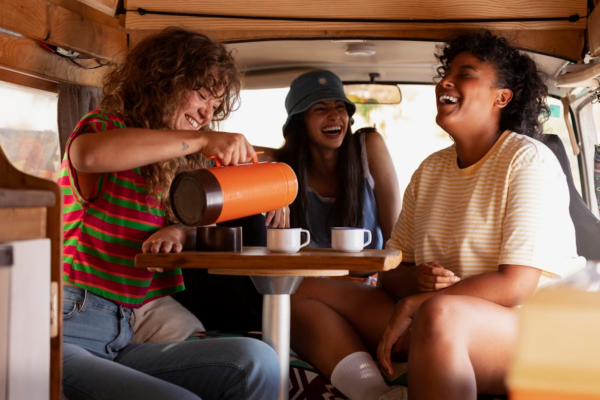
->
[265, 206, 290, 228]
[377, 296, 421, 377]
[142, 227, 185, 272]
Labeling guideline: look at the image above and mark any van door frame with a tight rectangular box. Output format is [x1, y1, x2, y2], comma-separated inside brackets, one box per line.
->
[570, 93, 600, 218]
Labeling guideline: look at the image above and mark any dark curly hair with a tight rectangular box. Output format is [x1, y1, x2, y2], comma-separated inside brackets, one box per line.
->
[436, 31, 550, 139]
[99, 27, 242, 222]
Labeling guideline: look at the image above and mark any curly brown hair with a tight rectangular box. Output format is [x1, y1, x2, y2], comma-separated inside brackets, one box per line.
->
[99, 27, 242, 223]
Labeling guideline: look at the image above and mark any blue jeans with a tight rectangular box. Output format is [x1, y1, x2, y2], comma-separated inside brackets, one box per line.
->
[62, 286, 280, 400]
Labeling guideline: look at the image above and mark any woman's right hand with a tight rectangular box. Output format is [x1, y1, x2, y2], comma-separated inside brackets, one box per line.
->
[415, 262, 460, 292]
[199, 131, 255, 166]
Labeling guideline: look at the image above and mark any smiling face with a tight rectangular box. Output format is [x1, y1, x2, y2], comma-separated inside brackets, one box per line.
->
[435, 51, 512, 136]
[171, 87, 224, 130]
[303, 99, 349, 150]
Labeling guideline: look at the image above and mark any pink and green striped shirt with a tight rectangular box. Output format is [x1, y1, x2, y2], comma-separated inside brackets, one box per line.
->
[58, 109, 184, 308]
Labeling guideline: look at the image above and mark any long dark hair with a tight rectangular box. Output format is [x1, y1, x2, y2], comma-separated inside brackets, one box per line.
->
[436, 32, 549, 139]
[275, 114, 365, 230]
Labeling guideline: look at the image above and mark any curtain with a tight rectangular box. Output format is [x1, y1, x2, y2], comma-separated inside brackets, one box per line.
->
[57, 82, 103, 158]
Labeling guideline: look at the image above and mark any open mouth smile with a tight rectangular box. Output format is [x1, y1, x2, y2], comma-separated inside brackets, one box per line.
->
[185, 114, 202, 130]
[321, 125, 343, 137]
[438, 94, 460, 106]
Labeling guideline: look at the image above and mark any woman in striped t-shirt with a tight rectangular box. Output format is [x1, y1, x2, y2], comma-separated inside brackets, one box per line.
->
[289, 33, 584, 400]
[59, 28, 279, 400]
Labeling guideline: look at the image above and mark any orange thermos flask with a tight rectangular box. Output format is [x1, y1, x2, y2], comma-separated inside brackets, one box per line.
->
[170, 154, 298, 226]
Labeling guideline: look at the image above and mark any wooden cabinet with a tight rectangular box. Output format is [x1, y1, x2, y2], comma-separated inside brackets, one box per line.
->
[1, 240, 51, 400]
[0, 147, 62, 400]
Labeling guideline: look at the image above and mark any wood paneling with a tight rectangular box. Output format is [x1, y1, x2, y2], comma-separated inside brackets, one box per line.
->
[589, 3, 600, 57]
[1, 0, 127, 62]
[0, 146, 62, 400]
[128, 29, 585, 62]
[0, 35, 108, 87]
[0, 189, 57, 208]
[0, 68, 58, 93]
[0, 208, 47, 242]
[76, 0, 119, 17]
[50, 0, 120, 28]
[125, 12, 586, 32]
[125, 0, 586, 20]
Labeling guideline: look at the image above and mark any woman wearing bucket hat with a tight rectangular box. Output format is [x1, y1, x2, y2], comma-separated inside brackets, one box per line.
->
[267, 70, 400, 254]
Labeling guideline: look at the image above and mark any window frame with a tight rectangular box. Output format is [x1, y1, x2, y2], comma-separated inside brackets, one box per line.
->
[571, 94, 600, 218]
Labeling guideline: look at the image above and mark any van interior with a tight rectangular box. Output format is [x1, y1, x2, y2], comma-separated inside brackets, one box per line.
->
[1, 0, 600, 399]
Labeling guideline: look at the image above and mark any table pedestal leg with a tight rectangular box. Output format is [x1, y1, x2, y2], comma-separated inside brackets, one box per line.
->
[251, 276, 304, 400]
[263, 294, 290, 400]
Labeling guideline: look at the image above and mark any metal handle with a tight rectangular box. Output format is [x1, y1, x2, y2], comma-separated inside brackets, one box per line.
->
[209, 151, 264, 168]
[0, 245, 13, 268]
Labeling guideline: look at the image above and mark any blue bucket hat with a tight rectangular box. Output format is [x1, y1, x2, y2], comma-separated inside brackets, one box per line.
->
[283, 70, 356, 132]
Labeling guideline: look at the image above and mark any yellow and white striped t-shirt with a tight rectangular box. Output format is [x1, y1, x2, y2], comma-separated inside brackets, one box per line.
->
[387, 130, 585, 287]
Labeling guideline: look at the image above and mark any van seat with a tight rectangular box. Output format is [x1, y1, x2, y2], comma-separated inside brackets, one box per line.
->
[544, 134, 600, 260]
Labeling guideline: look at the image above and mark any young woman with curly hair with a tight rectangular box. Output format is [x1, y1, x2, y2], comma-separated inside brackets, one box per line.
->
[289, 32, 584, 400]
[58, 28, 279, 400]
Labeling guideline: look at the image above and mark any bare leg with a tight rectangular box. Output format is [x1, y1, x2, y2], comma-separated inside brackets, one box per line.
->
[290, 278, 397, 378]
[408, 295, 519, 400]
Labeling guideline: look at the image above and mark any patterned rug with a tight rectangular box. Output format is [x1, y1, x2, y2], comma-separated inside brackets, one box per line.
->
[188, 331, 505, 400]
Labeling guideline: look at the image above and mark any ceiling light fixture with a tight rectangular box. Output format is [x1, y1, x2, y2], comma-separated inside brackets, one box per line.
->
[345, 43, 375, 56]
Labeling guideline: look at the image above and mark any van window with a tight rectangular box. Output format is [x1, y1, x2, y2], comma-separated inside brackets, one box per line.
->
[222, 86, 581, 198]
[0, 81, 60, 180]
[221, 85, 453, 197]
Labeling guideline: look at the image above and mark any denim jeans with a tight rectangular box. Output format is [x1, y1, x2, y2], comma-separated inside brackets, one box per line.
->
[62, 286, 280, 400]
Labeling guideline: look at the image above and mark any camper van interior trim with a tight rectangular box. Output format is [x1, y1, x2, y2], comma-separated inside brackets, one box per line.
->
[345, 43, 375, 56]
[555, 62, 600, 87]
[561, 96, 581, 156]
[136, 8, 583, 25]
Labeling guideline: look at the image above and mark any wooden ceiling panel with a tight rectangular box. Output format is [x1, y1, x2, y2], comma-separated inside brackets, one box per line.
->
[125, 13, 586, 32]
[124, 0, 587, 20]
[1, 0, 127, 62]
[76, 0, 119, 17]
[128, 29, 585, 62]
[0, 35, 107, 87]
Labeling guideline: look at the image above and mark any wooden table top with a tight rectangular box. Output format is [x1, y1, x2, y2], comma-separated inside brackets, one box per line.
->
[135, 246, 402, 272]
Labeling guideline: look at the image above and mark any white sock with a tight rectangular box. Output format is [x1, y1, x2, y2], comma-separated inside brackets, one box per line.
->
[331, 351, 391, 400]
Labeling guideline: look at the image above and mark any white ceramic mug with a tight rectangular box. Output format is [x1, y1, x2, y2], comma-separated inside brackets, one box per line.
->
[331, 228, 372, 252]
[267, 228, 311, 253]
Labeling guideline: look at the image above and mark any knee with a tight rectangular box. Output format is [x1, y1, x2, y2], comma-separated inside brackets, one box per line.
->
[233, 339, 280, 397]
[236, 338, 279, 375]
[412, 295, 466, 343]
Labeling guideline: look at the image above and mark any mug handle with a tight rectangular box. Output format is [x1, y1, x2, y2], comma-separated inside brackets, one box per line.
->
[363, 230, 372, 247]
[300, 229, 311, 248]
